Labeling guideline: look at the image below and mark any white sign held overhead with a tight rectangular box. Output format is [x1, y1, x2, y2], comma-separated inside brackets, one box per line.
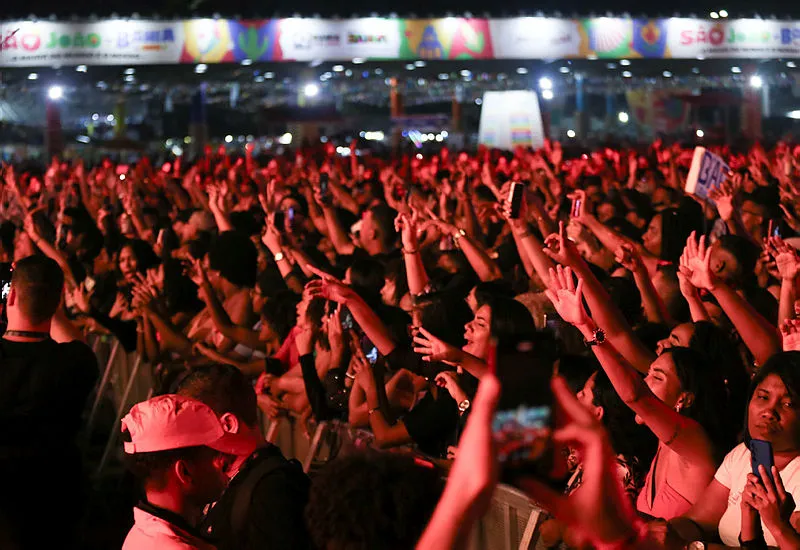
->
[478, 91, 545, 151]
[685, 146, 730, 200]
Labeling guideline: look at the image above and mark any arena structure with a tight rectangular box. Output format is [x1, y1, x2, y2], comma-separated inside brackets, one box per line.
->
[0, 15, 798, 156]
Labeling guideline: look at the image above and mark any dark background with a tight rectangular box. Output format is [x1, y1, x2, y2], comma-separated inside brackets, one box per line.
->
[3, 0, 798, 20]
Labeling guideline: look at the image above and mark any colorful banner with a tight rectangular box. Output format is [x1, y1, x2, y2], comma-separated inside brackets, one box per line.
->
[0, 20, 183, 66]
[1, 17, 799, 66]
[666, 18, 800, 58]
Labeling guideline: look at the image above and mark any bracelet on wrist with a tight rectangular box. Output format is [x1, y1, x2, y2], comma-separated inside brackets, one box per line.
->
[402, 247, 419, 255]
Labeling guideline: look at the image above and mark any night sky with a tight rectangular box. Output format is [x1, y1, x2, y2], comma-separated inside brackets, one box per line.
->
[3, 0, 798, 19]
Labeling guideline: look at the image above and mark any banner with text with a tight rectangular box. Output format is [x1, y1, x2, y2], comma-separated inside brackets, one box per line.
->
[1, 17, 799, 66]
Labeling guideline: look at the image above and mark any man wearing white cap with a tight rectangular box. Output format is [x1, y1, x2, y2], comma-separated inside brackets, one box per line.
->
[121, 394, 252, 550]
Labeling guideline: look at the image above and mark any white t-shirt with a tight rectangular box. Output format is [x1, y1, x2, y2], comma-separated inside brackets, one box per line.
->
[715, 443, 800, 546]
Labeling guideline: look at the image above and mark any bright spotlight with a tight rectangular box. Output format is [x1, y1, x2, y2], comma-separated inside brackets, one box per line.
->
[619, 59, 631, 66]
[542, 89, 554, 100]
[47, 86, 64, 101]
[696, 129, 705, 138]
[76, 65, 88, 73]
[787, 110, 800, 120]
[749, 75, 763, 88]
[304, 83, 320, 97]
[731, 66, 742, 74]
[28, 72, 38, 80]
[195, 63, 208, 74]
[719, 9, 728, 17]
[538, 77, 553, 90]
[618, 111, 629, 123]
[567, 129, 576, 138]
[710, 11, 719, 18]
[224, 135, 233, 143]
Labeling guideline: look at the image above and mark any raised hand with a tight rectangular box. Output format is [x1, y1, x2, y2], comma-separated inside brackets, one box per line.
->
[543, 265, 589, 328]
[395, 210, 420, 252]
[543, 221, 583, 267]
[614, 243, 644, 274]
[765, 236, 800, 282]
[781, 319, 800, 352]
[412, 326, 462, 364]
[678, 232, 717, 291]
[708, 177, 741, 222]
[305, 277, 352, 305]
[261, 215, 283, 254]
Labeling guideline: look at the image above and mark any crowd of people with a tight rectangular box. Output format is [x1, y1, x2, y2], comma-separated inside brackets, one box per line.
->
[2, 137, 800, 549]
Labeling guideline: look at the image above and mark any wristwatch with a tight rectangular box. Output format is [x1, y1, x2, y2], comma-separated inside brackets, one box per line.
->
[273, 251, 285, 262]
[583, 328, 606, 347]
[458, 399, 471, 413]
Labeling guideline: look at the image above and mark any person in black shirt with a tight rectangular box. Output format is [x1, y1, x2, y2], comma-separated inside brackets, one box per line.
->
[0, 255, 98, 550]
[177, 364, 311, 550]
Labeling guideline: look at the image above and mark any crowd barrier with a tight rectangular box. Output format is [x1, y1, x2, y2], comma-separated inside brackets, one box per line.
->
[83, 336, 547, 550]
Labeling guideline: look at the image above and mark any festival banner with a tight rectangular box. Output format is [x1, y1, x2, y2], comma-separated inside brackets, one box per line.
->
[666, 18, 800, 58]
[275, 18, 401, 61]
[2, 16, 800, 66]
[489, 18, 581, 59]
[0, 20, 183, 66]
[400, 19, 493, 59]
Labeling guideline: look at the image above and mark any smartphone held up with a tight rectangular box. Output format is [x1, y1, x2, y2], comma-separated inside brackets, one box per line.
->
[508, 182, 524, 220]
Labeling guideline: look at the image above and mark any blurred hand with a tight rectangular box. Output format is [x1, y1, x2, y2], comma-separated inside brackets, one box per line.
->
[766, 236, 800, 282]
[515, 376, 647, 548]
[434, 371, 467, 404]
[614, 243, 644, 274]
[781, 319, 800, 352]
[708, 177, 741, 222]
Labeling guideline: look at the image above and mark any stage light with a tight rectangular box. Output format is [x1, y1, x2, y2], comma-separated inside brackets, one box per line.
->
[618, 112, 629, 123]
[731, 66, 742, 74]
[76, 65, 87, 73]
[195, 63, 207, 74]
[225, 135, 233, 143]
[542, 89, 554, 100]
[28, 72, 38, 80]
[749, 75, 763, 88]
[620, 59, 631, 66]
[567, 129, 576, 138]
[539, 77, 553, 90]
[719, 9, 728, 17]
[696, 129, 705, 137]
[304, 83, 320, 97]
[710, 11, 719, 18]
[241, 59, 253, 66]
[47, 86, 64, 100]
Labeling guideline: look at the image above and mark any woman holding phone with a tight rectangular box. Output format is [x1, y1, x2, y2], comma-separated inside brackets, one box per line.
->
[666, 352, 800, 548]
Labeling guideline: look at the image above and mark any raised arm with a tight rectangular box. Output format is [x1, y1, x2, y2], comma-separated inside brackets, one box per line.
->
[545, 266, 716, 467]
[681, 232, 780, 365]
[320, 203, 356, 256]
[766, 237, 800, 328]
[543, 222, 655, 373]
[305, 274, 396, 356]
[617, 244, 674, 326]
[396, 211, 430, 297]
[430, 214, 501, 282]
